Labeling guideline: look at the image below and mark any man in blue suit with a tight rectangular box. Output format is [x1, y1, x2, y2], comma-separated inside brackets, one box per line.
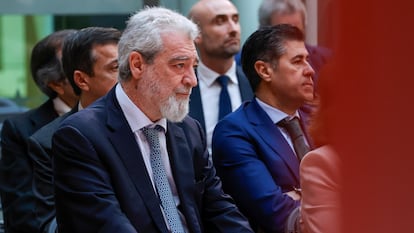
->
[52, 7, 253, 233]
[212, 24, 315, 233]
[188, 0, 253, 153]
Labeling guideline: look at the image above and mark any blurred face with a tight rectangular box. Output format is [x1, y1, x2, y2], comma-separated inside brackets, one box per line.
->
[269, 40, 314, 111]
[270, 11, 305, 33]
[88, 43, 118, 100]
[51, 48, 78, 108]
[194, 0, 241, 59]
[140, 32, 198, 122]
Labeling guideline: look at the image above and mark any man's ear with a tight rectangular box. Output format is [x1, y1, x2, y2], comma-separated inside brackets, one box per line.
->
[194, 33, 202, 45]
[73, 70, 89, 92]
[254, 60, 272, 82]
[129, 51, 145, 80]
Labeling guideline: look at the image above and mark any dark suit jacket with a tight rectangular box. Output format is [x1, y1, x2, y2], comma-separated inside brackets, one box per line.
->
[212, 99, 305, 233]
[27, 107, 78, 233]
[52, 87, 253, 233]
[0, 99, 58, 233]
[188, 65, 253, 131]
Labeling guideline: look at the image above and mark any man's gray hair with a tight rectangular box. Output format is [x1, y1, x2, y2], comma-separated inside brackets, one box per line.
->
[258, 0, 307, 28]
[118, 7, 199, 82]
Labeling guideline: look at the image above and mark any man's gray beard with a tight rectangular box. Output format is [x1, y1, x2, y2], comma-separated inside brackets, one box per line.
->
[160, 95, 189, 122]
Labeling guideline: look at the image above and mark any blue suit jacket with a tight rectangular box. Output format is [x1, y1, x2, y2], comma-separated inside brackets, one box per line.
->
[52, 87, 253, 233]
[212, 99, 303, 233]
[0, 99, 58, 233]
[188, 65, 253, 131]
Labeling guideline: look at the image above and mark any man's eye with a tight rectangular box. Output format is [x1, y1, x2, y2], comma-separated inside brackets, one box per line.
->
[176, 63, 185, 69]
[232, 15, 239, 23]
[215, 17, 225, 25]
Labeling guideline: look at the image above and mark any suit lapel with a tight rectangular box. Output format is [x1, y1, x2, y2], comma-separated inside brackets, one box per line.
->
[165, 122, 202, 233]
[188, 83, 205, 131]
[105, 89, 169, 233]
[246, 100, 300, 182]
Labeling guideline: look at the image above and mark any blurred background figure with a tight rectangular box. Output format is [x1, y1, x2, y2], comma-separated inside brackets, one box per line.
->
[188, 0, 253, 153]
[0, 98, 27, 135]
[258, 0, 331, 86]
[0, 29, 78, 233]
[27, 26, 120, 233]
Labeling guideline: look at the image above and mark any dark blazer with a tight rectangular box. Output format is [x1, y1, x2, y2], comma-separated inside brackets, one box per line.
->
[212, 99, 305, 233]
[0, 99, 58, 233]
[52, 87, 253, 233]
[27, 107, 78, 233]
[188, 65, 253, 130]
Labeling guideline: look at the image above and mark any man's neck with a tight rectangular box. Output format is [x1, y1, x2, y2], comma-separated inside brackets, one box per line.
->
[199, 56, 235, 75]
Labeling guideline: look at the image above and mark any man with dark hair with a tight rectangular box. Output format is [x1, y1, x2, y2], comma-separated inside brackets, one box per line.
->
[212, 24, 314, 233]
[257, 0, 332, 127]
[0, 29, 77, 233]
[27, 26, 120, 233]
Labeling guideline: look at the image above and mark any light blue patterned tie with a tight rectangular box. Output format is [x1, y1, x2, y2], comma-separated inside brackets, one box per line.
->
[142, 126, 185, 233]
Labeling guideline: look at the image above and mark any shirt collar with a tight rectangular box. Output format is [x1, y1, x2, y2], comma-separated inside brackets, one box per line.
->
[115, 83, 167, 133]
[255, 97, 300, 124]
[197, 60, 239, 87]
[53, 97, 72, 116]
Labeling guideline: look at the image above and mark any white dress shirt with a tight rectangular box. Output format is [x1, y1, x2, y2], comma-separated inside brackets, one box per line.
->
[196, 61, 242, 153]
[115, 84, 188, 232]
[53, 97, 72, 116]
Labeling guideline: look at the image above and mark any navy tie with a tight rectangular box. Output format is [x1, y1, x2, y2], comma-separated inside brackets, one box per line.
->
[217, 75, 232, 120]
[277, 117, 310, 161]
[142, 126, 185, 233]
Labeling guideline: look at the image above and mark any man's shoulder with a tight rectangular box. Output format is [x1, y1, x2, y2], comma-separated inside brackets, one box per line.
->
[216, 101, 252, 128]
[31, 114, 69, 144]
[2, 99, 55, 135]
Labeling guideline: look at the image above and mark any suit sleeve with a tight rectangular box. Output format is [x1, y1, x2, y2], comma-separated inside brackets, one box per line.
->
[212, 118, 299, 233]
[27, 134, 57, 233]
[52, 125, 137, 233]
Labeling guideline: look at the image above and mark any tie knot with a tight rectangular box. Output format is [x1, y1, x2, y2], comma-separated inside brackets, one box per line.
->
[216, 75, 229, 87]
[277, 116, 310, 160]
[277, 117, 303, 138]
[277, 116, 299, 126]
[142, 125, 163, 142]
